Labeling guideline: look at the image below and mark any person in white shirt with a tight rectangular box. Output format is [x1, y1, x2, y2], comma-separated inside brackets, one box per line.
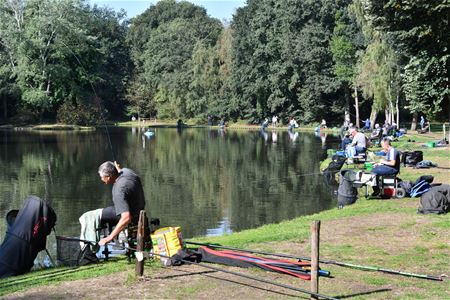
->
[349, 128, 367, 154]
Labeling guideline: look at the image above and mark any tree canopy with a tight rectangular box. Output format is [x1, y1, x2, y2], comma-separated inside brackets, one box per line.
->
[0, 0, 448, 125]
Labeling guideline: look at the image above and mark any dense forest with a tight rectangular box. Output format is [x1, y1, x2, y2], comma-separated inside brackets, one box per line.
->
[0, 0, 448, 128]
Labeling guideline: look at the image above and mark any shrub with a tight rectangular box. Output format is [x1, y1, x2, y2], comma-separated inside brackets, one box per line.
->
[57, 101, 104, 126]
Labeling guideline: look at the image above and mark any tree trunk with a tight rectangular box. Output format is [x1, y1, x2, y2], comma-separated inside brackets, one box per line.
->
[354, 86, 360, 128]
[369, 105, 378, 129]
[396, 95, 400, 126]
[411, 112, 417, 131]
[385, 109, 390, 125]
[391, 101, 395, 124]
[344, 87, 351, 127]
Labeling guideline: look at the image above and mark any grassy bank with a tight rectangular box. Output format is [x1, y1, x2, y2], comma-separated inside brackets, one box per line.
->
[0, 124, 95, 131]
[1, 132, 448, 298]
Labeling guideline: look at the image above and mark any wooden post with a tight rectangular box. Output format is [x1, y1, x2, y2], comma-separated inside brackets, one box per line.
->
[310, 220, 321, 299]
[135, 210, 145, 276]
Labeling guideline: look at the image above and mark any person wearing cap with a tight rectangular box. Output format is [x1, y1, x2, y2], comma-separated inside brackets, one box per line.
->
[350, 128, 367, 154]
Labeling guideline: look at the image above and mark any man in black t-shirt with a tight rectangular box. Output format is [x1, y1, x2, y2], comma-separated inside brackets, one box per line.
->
[97, 161, 145, 246]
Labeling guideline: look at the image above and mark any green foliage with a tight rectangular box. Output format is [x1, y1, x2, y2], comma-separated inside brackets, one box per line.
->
[363, 0, 449, 119]
[0, 0, 131, 121]
[1, 0, 447, 124]
[126, 0, 222, 120]
[403, 53, 449, 116]
[229, 0, 342, 123]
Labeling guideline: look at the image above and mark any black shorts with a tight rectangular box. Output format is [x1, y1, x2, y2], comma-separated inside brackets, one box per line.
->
[101, 206, 120, 226]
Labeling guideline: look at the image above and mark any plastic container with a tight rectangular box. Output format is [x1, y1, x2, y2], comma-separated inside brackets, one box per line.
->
[327, 149, 337, 156]
[335, 150, 345, 157]
[364, 162, 374, 171]
[382, 187, 395, 198]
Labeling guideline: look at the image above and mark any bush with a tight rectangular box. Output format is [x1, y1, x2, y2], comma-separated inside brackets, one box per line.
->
[57, 101, 104, 126]
[13, 109, 39, 125]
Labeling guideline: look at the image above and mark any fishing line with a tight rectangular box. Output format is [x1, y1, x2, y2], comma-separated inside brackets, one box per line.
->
[60, 40, 116, 161]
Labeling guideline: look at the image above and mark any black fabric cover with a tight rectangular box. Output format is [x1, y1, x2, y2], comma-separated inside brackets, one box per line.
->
[337, 170, 358, 207]
[418, 184, 450, 214]
[0, 196, 57, 278]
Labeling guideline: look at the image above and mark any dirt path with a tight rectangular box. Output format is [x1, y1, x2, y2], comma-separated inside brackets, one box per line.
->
[5, 207, 449, 300]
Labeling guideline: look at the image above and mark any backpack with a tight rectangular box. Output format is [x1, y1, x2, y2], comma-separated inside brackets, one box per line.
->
[410, 180, 432, 197]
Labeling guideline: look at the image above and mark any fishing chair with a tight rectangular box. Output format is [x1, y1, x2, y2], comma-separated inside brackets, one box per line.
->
[97, 217, 156, 262]
[372, 152, 405, 199]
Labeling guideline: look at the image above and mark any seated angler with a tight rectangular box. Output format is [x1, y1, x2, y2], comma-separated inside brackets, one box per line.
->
[97, 161, 146, 246]
[349, 128, 367, 155]
[371, 138, 401, 196]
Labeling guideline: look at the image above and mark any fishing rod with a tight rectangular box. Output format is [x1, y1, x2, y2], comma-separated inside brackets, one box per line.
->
[60, 40, 116, 161]
[185, 242, 443, 281]
[130, 248, 339, 300]
[56, 235, 96, 245]
[0, 265, 98, 289]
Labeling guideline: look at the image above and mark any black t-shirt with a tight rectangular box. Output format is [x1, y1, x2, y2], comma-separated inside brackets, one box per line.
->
[112, 168, 146, 223]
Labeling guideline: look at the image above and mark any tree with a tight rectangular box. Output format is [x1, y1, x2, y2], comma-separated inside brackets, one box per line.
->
[330, 2, 367, 127]
[127, 0, 222, 119]
[229, 0, 342, 123]
[363, 0, 449, 126]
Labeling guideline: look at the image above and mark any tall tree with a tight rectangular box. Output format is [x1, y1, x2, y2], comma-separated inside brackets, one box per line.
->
[330, 2, 366, 127]
[127, 0, 222, 119]
[363, 0, 449, 127]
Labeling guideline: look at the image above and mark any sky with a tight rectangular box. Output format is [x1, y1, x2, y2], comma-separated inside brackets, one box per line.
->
[89, 0, 246, 21]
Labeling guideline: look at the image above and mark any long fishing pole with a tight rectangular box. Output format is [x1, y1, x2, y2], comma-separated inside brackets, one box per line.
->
[185, 242, 443, 281]
[132, 249, 338, 300]
[60, 40, 116, 161]
[0, 265, 98, 289]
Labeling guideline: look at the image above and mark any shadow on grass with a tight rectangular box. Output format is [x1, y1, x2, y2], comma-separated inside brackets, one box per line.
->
[157, 268, 301, 298]
[334, 288, 391, 299]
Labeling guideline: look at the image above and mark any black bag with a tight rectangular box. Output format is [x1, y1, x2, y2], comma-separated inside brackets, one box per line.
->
[402, 151, 423, 166]
[337, 170, 358, 207]
[324, 155, 347, 173]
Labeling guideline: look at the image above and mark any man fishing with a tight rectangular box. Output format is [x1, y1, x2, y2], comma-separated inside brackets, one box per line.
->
[97, 161, 146, 246]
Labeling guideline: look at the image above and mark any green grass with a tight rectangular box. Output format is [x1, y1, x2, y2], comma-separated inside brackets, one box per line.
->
[0, 257, 160, 296]
[361, 275, 389, 286]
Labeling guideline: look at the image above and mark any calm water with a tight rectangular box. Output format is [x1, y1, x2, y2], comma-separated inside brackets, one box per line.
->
[0, 127, 340, 243]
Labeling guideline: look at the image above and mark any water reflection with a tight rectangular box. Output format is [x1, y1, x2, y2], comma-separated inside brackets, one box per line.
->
[288, 129, 299, 143]
[0, 128, 338, 242]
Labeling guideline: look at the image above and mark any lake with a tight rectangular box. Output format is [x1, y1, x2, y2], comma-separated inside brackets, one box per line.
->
[0, 127, 340, 243]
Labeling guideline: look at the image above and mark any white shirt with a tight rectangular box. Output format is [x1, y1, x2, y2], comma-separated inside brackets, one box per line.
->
[352, 132, 367, 148]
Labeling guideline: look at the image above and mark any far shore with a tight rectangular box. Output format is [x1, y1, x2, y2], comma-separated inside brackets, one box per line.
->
[2, 120, 447, 134]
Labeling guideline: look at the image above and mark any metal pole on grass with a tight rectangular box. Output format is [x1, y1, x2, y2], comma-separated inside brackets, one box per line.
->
[311, 220, 321, 299]
[135, 210, 145, 276]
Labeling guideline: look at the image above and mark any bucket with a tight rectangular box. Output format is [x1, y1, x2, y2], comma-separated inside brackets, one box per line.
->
[426, 141, 436, 148]
[364, 162, 374, 171]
